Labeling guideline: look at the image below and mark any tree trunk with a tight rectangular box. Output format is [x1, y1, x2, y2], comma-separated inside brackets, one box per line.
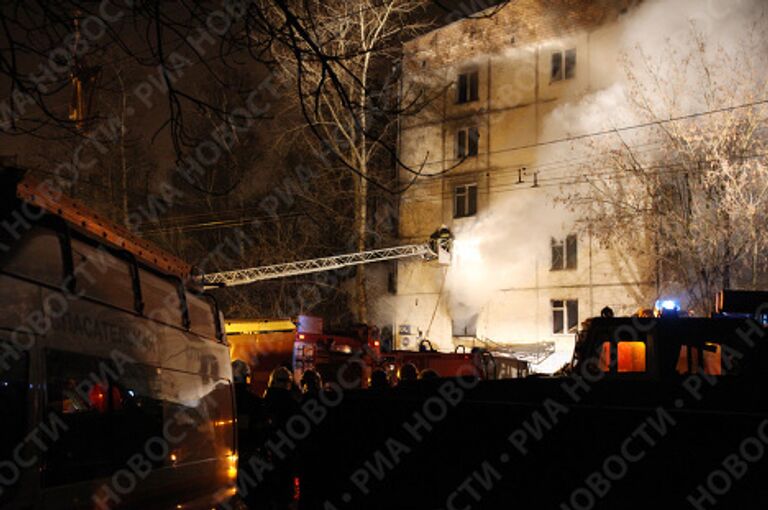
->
[116, 70, 129, 226]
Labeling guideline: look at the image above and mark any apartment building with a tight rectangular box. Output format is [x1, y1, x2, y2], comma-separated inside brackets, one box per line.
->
[371, 0, 655, 372]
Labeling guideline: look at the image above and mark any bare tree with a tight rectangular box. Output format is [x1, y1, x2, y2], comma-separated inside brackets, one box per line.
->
[269, 0, 433, 322]
[562, 26, 768, 313]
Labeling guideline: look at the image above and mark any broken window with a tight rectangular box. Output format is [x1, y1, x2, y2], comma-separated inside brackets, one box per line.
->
[454, 184, 478, 218]
[456, 126, 479, 159]
[457, 70, 479, 103]
[551, 49, 576, 82]
[552, 299, 578, 334]
[452, 313, 478, 337]
[551, 234, 577, 270]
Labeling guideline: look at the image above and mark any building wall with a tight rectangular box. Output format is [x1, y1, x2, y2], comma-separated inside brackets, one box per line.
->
[376, 1, 654, 372]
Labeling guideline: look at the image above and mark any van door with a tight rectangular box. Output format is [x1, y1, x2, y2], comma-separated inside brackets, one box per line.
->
[0, 333, 34, 509]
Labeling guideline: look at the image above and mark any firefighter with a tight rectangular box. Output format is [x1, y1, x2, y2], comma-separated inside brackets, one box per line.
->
[300, 369, 322, 398]
[397, 363, 418, 386]
[259, 367, 299, 508]
[429, 224, 452, 255]
[369, 368, 390, 389]
[232, 360, 262, 509]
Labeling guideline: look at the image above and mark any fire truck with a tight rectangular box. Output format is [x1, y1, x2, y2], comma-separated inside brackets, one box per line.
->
[225, 316, 380, 395]
[290, 293, 768, 509]
[569, 291, 768, 380]
[206, 226, 532, 387]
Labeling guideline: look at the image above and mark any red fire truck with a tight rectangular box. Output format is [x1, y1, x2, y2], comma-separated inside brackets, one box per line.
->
[226, 317, 380, 395]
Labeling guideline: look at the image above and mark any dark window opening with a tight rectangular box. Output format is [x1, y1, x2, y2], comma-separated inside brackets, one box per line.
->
[551, 49, 576, 82]
[551, 234, 577, 270]
[566, 234, 578, 269]
[457, 70, 479, 103]
[452, 313, 478, 337]
[456, 127, 479, 159]
[551, 52, 563, 81]
[565, 48, 577, 79]
[454, 184, 478, 219]
[552, 299, 578, 334]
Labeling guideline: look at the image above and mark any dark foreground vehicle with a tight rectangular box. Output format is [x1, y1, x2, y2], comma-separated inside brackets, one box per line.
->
[292, 311, 768, 509]
[0, 169, 237, 509]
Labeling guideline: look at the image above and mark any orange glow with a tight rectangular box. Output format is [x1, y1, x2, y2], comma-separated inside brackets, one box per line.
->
[214, 419, 234, 427]
[676, 344, 722, 375]
[617, 342, 646, 372]
[299, 334, 306, 340]
[599, 342, 610, 372]
[227, 453, 238, 479]
[170, 453, 178, 463]
[703, 344, 722, 375]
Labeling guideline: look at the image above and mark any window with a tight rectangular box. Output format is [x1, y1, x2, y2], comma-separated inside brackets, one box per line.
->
[599, 341, 647, 373]
[551, 49, 576, 81]
[71, 239, 135, 311]
[454, 184, 478, 218]
[457, 70, 479, 103]
[676, 343, 724, 376]
[551, 234, 577, 270]
[456, 127, 479, 159]
[3, 229, 63, 286]
[44, 350, 118, 486]
[452, 313, 478, 337]
[186, 290, 217, 338]
[44, 349, 234, 487]
[552, 299, 578, 334]
[140, 268, 184, 327]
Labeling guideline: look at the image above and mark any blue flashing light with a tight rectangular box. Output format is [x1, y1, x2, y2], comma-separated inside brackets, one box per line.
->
[661, 300, 678, 310]
[655, 299, 681, 316]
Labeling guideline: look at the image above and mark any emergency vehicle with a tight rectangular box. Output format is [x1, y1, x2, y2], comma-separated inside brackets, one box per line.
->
[0, 169, 237, 509]
[376, 340, 529, 382]
[570, 292, 768, 380]
[226, 317, 380, 395]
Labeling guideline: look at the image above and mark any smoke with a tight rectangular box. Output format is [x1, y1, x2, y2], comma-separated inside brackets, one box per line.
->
[446, 187, 570, 332]
[445, 0, 768, 343]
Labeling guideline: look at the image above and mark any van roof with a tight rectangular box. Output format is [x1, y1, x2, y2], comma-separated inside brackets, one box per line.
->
[10, 169, 194, 283]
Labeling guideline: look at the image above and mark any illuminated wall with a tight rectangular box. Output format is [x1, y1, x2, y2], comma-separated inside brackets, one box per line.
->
[373, 0, 655, 373]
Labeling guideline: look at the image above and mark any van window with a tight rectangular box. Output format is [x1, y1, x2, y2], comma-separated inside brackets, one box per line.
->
[140, 269, 183, 327]
[44, 349, 114, 486]
[187, 291, 217, 338]
[598, 341, 647, 373]
[44, 349, 235, 487]
[3, 230, 63, 286]
[676, 343, 723, 375]
[617, 342, 646, 372]
[0, 343, 27, 501]
[71, 239, 134, 311]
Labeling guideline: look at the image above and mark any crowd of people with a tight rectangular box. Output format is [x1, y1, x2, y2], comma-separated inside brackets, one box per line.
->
[230, 361, 441, 509]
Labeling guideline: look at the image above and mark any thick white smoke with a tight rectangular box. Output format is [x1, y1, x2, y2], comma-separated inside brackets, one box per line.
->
[445, 0, 768, 347]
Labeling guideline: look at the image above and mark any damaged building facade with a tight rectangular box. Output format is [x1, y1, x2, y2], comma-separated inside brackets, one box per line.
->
[371, 0, 653, 372]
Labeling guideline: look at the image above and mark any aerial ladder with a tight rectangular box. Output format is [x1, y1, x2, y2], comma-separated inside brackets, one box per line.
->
[199, 227, 453, 289]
